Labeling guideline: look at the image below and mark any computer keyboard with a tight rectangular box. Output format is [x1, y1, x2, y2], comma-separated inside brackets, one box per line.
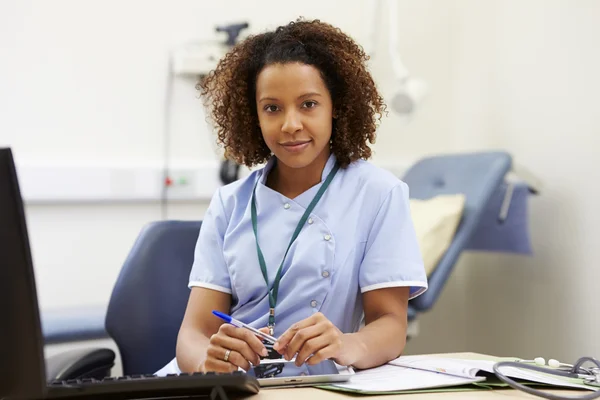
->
[47, 370, 260, 399]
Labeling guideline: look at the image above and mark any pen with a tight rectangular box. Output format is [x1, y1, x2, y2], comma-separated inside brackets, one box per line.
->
[212, 310, 277, 344]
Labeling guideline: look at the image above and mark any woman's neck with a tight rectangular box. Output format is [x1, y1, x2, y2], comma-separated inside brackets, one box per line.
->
[267, 150, 331, 199]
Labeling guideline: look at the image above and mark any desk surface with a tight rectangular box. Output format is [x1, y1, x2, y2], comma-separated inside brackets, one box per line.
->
[248, 387, 578, 399]
[239, 352, 585, 399]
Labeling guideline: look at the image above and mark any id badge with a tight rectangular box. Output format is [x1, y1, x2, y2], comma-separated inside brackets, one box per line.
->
[262, 339, 283, 360]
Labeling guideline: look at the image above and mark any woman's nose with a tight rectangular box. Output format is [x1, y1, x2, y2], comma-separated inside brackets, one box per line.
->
[281, 110, 303, 134]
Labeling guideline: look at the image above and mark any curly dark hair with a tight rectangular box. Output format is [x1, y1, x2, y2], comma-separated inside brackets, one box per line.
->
[198, 18, 386, 168]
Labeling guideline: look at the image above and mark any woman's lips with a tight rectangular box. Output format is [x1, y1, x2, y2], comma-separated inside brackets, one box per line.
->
[280, 141, 311, 153]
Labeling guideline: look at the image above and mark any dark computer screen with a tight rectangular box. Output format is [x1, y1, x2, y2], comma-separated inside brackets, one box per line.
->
[0, 148, 47, 399]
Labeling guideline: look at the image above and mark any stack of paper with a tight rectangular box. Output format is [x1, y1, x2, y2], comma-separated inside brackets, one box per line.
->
[392, 356, 596, 390]
[328, 364, 485, 394]
[322, 354, 598, 395]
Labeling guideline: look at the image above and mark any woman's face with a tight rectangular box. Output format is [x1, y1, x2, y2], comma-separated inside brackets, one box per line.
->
[255, 62, 333, 170]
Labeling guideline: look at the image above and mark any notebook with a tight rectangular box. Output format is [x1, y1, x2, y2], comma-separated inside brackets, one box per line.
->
[319, 354, 597, 395]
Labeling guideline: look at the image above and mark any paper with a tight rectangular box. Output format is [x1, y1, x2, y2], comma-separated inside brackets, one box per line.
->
[391, 356, 597, 392]
[330, 364, 484, 393]
[492, 365, 596, 391]
[390, 355, 490, 378]
[324, 355, 599, 395]
[428, 358, 595, 391]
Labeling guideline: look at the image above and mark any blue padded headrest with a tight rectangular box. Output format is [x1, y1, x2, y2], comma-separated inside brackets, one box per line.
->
[105, 220, 201, 375]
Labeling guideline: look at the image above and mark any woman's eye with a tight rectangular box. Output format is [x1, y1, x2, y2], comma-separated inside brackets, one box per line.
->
[302, 101, 317, 109]
[264, 105, 279, 113]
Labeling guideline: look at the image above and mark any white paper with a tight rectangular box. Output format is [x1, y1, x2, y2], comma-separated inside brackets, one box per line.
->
[495, 366, 597, 391]
[331, 364, 484, 393]
[391, 356, 597, 392]
[390, 356, 487, 379]
[430, 359, 595, 391]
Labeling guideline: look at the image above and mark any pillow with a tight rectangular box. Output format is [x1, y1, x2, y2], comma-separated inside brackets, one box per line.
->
[409, 194, 466, 276]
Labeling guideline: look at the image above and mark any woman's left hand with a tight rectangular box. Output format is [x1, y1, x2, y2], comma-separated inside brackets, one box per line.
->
[273, 312, 349, 366]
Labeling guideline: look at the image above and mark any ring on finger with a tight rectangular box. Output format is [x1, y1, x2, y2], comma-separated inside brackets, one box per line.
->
[223, 349, 232, 362]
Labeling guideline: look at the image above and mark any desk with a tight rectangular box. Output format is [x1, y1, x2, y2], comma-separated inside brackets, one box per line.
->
[240, 353, 585, 400]
[248, 387, 578, 399]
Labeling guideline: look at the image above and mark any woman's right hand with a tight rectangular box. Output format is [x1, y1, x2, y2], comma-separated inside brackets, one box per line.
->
[201, 325, 270, 373]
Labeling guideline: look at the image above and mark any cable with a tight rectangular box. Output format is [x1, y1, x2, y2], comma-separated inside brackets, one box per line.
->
[160, 58, 175, 220]
[386, 0, 409, 82]
[363, 0, 382, 57]
[493, 359, 600, 400]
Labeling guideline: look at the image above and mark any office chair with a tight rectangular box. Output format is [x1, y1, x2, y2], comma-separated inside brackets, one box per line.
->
[403, 151, 512, 317]
[48, 151, 512, 379]
[105, 220, 202, 375]
[46, 220, 202, 380]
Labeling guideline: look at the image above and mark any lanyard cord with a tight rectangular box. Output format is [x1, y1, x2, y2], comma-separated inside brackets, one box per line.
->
[250, 163, 340, 332]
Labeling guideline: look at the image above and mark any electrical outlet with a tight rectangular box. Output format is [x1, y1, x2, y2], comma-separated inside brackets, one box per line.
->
[164, 167, 222, 201]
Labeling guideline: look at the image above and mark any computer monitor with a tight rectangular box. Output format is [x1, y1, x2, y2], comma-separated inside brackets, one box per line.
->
[0, 147, 47, 399]
[0, 148, 260, 400]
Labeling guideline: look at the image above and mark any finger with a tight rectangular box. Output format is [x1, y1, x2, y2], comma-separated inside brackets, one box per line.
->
[214, 334, 262, 367]
[204, 347, 240, 373]
[207, 345, 250, 371]
[295, 335, 331, 366]
[222, 324, 269, 355]
[306, 345, 338, 366]
[219, 325, 268, 360]
[284, 324, 325, 361]
[275, 313, 322, 351]
[205, 344, 238, 371]
[224, 349, 252, 372]
[204, 358, 238, 373]
[257, 327, 273, 342]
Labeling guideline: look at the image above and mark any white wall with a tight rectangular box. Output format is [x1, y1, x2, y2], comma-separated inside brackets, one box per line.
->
[406, 0, 600, 361]
[2, 0, 598, 364]
[0, 0, 453, 311]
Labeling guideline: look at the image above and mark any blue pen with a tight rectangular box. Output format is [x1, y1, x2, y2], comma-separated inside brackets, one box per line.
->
[212, 310, 277, 344]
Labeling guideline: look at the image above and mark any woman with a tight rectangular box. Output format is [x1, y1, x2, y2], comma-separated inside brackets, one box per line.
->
[158, 18, 427, 375]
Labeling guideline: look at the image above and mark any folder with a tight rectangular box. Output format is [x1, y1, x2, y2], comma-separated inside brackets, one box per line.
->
[318, 354, 598, 395]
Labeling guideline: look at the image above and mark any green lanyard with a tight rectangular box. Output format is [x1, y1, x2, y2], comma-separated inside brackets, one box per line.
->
[251, 163, 340, 334]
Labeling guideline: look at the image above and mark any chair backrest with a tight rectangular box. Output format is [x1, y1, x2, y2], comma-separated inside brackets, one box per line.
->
[403, 151, 512, 312]
[105, 220, 201, 375]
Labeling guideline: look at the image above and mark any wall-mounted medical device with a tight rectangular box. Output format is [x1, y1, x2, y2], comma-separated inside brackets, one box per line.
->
[171, 23, 249, 77]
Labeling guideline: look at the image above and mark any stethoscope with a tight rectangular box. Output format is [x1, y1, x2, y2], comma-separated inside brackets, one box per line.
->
[493, 356, 600, 400]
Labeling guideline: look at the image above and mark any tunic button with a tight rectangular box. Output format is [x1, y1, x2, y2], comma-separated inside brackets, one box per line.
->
[322, 271, 330, 278]
[308, 218, 313, 224]
[284, 203, 290, 209]
[324, 234, 331, 241]
[310, 300, 318, 308]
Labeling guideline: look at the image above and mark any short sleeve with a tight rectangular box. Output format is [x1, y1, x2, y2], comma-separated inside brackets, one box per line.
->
[359, 182, 428, 299]
[188, 188, 232, 293]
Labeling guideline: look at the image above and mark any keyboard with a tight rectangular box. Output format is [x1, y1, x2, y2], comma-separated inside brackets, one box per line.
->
[46, 370, 260, 399]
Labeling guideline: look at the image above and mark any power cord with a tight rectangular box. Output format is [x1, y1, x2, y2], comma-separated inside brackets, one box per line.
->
[160, 59, 175, 220]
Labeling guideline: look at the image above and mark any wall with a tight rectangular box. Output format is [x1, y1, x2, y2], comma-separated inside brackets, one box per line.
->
[406, 0, 600, 361]
[0, 0, 454, 311]
[3, 0, 598, 365]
